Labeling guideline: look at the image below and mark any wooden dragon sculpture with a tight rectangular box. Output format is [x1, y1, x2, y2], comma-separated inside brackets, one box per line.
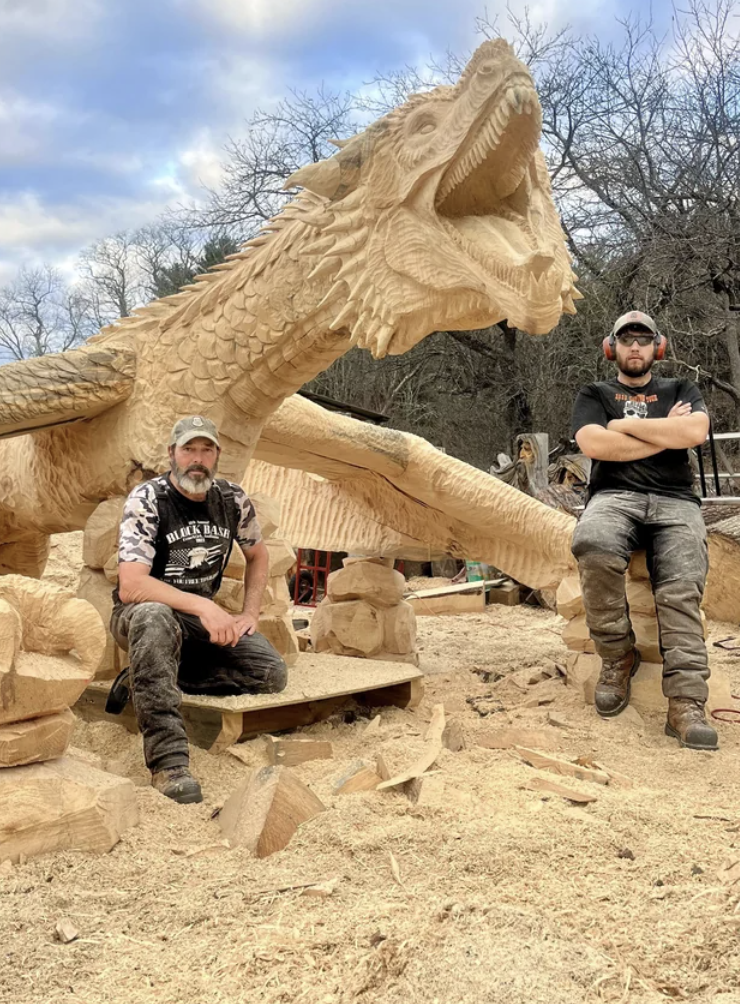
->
[0, 39, 578, 579]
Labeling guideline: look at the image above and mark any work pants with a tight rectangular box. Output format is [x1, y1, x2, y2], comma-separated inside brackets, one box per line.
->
[571, 491, 709, 701]
[111, 602, 288, 771]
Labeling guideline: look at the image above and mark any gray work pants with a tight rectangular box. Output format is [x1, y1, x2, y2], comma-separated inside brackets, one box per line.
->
[111, 602, 288, 771]
[571, 491, 709, 701]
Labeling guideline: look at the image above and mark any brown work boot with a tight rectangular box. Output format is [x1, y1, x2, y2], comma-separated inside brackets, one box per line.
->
[151, 766, 203, 804]
[594, 649, 641, 717]
[665, 698, 719, 751]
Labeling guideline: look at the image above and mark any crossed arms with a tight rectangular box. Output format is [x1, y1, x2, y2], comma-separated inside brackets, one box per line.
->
[576, 401, 709, 462]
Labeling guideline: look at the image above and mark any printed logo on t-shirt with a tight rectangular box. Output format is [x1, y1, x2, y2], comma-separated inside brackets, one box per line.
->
[613, 391, 656, 419]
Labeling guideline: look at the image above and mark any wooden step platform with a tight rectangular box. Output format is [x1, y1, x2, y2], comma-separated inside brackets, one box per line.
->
[74, 653, 424, 753]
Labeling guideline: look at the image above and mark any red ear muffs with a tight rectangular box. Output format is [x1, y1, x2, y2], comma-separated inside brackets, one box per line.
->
[603, 335, 616, 360]
[603, 332, 667, 361]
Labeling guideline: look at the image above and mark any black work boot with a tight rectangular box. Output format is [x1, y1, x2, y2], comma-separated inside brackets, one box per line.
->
[665, 698, 719, 751]
[105, 667, 131, 715]
[151, 766, 203, 804]
[594, 649, 641, 717]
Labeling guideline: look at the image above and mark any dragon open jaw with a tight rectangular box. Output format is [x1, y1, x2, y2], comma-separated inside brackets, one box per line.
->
[434, 75, 563, 314]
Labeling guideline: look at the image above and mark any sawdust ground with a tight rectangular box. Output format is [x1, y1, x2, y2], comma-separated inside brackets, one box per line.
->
[3, 557, 740, 1002]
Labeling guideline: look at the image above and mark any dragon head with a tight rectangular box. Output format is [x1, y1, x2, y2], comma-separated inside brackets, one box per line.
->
[286, 39, 580, 358]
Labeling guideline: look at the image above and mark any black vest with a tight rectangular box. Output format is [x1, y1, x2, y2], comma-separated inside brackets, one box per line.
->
[146, 476, 239, 598]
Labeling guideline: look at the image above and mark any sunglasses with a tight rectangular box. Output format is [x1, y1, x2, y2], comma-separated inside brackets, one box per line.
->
[616, 331, 654, 347]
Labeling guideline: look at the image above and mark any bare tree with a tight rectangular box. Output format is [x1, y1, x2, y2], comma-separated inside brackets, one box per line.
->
[0, 265, 94, 360]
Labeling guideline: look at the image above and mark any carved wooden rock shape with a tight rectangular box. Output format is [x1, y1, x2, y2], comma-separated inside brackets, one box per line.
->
[556, 574, 584, 620]
[0, 577, 106, 724]
[327, 562, 406, 608]
[0, 755, 138, 863]
[223, 544, 246, 582]
[218, 765, 324, 858]
[261, 575, 291, 617]
[258, 614, 300, 666]
[77, 567, 123, 681]
[215, 576, 245, 615]
[0, 708, 75, 767]
[310, 599, 383, 657]
[381, 601, 417, 655]
[251, 493, 281, 540]
[265, 539, 296, 578]
[83, 498, 125, 570]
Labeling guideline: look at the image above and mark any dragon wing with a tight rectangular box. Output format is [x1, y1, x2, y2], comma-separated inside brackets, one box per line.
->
[0, 345, 135, 439]
[249, 394, 576, 590]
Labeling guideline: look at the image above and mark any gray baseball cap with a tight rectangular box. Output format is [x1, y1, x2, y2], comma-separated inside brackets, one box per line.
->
[612, 310, 658, 337]
[169, 415, 220, 448]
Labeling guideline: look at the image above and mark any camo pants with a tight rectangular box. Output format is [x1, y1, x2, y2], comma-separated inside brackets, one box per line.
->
[111, 602, 288, 771]
[571, 491, 710, 701]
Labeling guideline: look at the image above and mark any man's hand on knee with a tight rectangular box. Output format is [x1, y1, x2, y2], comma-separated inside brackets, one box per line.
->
[233, 611, 259, 639]
[198, 600, 241, 647]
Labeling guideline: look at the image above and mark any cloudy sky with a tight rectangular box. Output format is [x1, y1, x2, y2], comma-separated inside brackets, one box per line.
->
[0, 0, 671, 283]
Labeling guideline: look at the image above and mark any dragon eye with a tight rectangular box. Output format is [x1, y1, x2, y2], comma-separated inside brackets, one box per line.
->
[416, 120, 436, 135]
[478, 62, 497, 75]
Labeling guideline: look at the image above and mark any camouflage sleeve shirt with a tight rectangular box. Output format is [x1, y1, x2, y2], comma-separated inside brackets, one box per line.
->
[118, 479, 262, 570]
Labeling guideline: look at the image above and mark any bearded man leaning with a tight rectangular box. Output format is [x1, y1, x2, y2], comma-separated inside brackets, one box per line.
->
[107, 416, 287, 803]
[571, 311, 717, 751]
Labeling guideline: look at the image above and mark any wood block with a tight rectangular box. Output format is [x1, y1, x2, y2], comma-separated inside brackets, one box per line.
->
[102, 552, 119, 585]
[1, 651, 94, 727]
[251, 493, 281, 540]
[523, 777, 597, 803]
[515, 747, 610, 785]
[405, 773, 445, 807]
[223, 544, 246, 582]
[0, 708, 75, 767]
[258, 614, 300, 666]
[476, 728, 557, 751]
[218, 765, 324, 858]
[442, 719, 466, 752]
[556, 574, 584, 620]
[265, 538, 296, 577]
[265, 737, 333, 767]
[487, 582, 521, 606]
[375, 753, 391, 780]
[82, 498, 125, 570]
[214, 576, 245, 615]
[565, 652, 601, 704]
[77, 567, 124, 681]
[333, 760, 382, 793]
[380, 601, 417, 655]
[562, 614, 595, 653]
[629, 551, 650, 580]
[327, 561, 406, 608]
[631, 613, 661, 663]
[310, 599, 383, 657]
[261, 575, 291, 617]
[406, 581, 487, 617]
[0, 756, 138, 863]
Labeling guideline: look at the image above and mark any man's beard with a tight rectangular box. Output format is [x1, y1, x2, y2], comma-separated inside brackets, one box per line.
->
[617, 356, 654, 378]
[172, 462, 215, 495]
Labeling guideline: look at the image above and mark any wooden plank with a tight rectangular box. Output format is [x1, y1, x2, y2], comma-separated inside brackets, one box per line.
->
[265, 737, 333, 767]
[514, 747, 610, 785]
[406, 582, 487, 617]
[522, 777, 597, 803]
[75, 653, 424, 749]
[476, 728, 558, 751]
[333, 761, 382, 794]
[377, 704, 445, 790]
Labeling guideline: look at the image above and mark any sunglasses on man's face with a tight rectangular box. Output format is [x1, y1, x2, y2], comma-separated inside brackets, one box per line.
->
[616, 331, 655, 347]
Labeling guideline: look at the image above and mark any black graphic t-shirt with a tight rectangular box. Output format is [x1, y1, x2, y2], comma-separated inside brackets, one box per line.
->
[116, 475, 261, 599]
[571, 376, 707, 502]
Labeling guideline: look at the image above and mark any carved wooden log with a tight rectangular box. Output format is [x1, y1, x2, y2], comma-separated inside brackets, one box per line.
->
[0, 709, 75, 767]
[0, 578, 106, 724]
[0, 755, 139, 863]
[327, 562, 406, 608]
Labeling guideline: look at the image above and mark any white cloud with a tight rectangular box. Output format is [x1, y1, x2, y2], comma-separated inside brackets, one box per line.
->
[190, 0, 330, 35]
[0, 0, 103, 42]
